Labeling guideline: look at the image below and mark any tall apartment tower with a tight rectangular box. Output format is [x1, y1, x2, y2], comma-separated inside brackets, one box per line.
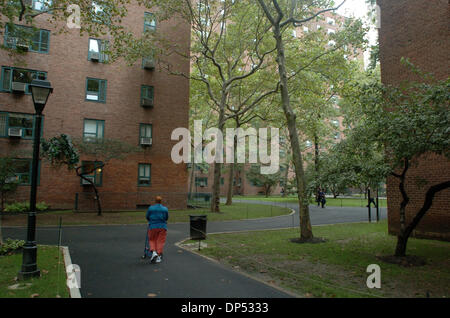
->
[378, 0, 449, 240]
[0, 2, 191, 211]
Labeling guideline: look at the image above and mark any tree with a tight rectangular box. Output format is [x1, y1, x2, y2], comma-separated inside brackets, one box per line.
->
[185, 0, 279, 212]
[256, 0, 366, 242]
[42, 134, 142, 216]
[343, 67, 449, 257]
[246, 164, 282, 197]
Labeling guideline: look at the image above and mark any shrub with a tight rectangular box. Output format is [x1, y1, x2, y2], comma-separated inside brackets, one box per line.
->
[4, 202, 50, 213]
[0, 238, 25, 255]
[4, 202, 28, 213]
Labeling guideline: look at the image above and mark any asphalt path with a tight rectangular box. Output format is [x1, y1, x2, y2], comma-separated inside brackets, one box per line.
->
[3, 201, 386, 298]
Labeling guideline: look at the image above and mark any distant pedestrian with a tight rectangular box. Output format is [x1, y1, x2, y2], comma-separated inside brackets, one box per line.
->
[143, 196, 169, 263]
[316, 188, 323, 207]
[318, 189, 326, 208]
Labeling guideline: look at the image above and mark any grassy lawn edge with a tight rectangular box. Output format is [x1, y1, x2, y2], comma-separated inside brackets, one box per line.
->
[179, 221, 450, 298]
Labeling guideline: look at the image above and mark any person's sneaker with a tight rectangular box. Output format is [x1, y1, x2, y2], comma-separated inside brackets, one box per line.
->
[150, 251, 158, 263]
[155, 255, 162, 263]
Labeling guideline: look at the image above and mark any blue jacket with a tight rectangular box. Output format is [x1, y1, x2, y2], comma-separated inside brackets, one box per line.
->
[146, 204, 169, 230]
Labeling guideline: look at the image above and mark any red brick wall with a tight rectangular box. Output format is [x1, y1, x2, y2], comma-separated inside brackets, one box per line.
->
[378, 0, 450, 240]
[0, 3, 191, 211]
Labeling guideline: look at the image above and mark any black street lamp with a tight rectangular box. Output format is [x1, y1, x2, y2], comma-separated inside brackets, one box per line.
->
[18, 79, 53, 280]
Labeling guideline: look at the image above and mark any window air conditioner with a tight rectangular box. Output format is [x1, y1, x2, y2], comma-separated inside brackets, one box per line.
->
[82, 176, 95, 185]
[90, 52, 100, 62]
[8, 127, 23, 138]
[143, 58, 155, 70]
[141, 97, 154, 107]
[140, 137, 153, 146]
[11, 82, 27, 93]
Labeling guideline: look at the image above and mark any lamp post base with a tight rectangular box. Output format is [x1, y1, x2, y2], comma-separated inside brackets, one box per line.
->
[18, 269, 41, 280]
[18, 244, 40, 280]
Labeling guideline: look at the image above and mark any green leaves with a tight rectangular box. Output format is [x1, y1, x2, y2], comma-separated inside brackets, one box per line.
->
[41, 134, 80, 170]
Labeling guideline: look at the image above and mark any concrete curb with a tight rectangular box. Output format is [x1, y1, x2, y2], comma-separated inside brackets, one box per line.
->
[61, 246, 82, 298]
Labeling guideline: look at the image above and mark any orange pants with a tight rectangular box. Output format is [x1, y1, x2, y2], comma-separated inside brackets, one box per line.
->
[148, 228, 167, 255]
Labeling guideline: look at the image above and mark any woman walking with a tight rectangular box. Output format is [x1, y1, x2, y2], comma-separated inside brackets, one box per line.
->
[143, 196, 169, 263]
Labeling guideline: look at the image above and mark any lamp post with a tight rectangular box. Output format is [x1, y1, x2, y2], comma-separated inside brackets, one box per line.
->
[18, 79, 53, 280]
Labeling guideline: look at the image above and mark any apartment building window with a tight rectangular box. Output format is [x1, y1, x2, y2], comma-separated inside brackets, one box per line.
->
[303, 26, 309, 33]
[0, 112, 37, 139]
[86, 78, 107, 102]
[327, 29, 336, 35]
[83, 119, 104, 141]
[144, 12, 157, 32]
[10, 159, 36, 185]
[141, 85, 154, 107]
[139, 124, 153, 146]
[1, 67, 47, 93]
[334, 132, 341, 140]
[138, 164, 151, 186]
[32, 0, 52, 11]
[305, 140, 312, 148]
[88, 38, 109, 63]
[81, 161, 103, 186]
[195, 177, 208, 187]
[4, 24, 50, 53]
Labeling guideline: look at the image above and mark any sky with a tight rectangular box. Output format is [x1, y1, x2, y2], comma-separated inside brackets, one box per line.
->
[337, 0, 378, 66]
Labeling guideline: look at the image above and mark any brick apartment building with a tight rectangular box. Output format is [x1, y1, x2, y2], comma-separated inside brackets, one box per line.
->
[378, 0, 449, 240]
[0, 2, 191, 211]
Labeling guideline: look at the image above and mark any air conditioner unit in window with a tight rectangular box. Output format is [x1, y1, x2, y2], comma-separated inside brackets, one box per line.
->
[140, 137, 153, 146]
[143, 58, 155, 70]
[16, 41, 29, 51]
[81, 176, 95, 186]
[11, 82, 27, 93]
[90, 52, 100, 62]
[141, 97, 154, 107]
[8, 128, 22, 138]
[5, 176, 18, 184]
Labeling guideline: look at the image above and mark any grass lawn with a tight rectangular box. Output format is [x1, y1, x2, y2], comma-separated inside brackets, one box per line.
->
[0, 245, 69, 298]
[1, 203, 292, 227]
[233, 195, 388, 208]
[183, 220, 449, 298]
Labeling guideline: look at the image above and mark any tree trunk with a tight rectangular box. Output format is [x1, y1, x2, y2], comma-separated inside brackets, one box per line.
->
[226, 163, 235, 205]
[395, 179, 450, 257]
[210, 105, 226, 213]
[282, 159, 289, 197]
[93, 185, 102, 216]
[226, 134, 237, 205]
[273, 24, 313, 240]
[188, 163, 196, 201]
[77, 166, 103, 216]
[0, 213, 3, 246]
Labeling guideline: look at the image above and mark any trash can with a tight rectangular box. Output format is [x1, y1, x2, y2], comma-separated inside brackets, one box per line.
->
[190, 215, 207, 240]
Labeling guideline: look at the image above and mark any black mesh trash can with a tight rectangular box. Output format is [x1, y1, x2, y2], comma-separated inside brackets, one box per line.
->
[190, 215, 207, 240]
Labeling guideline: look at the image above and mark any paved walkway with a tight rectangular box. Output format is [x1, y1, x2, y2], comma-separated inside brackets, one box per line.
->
[4, 202, 386, 298]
